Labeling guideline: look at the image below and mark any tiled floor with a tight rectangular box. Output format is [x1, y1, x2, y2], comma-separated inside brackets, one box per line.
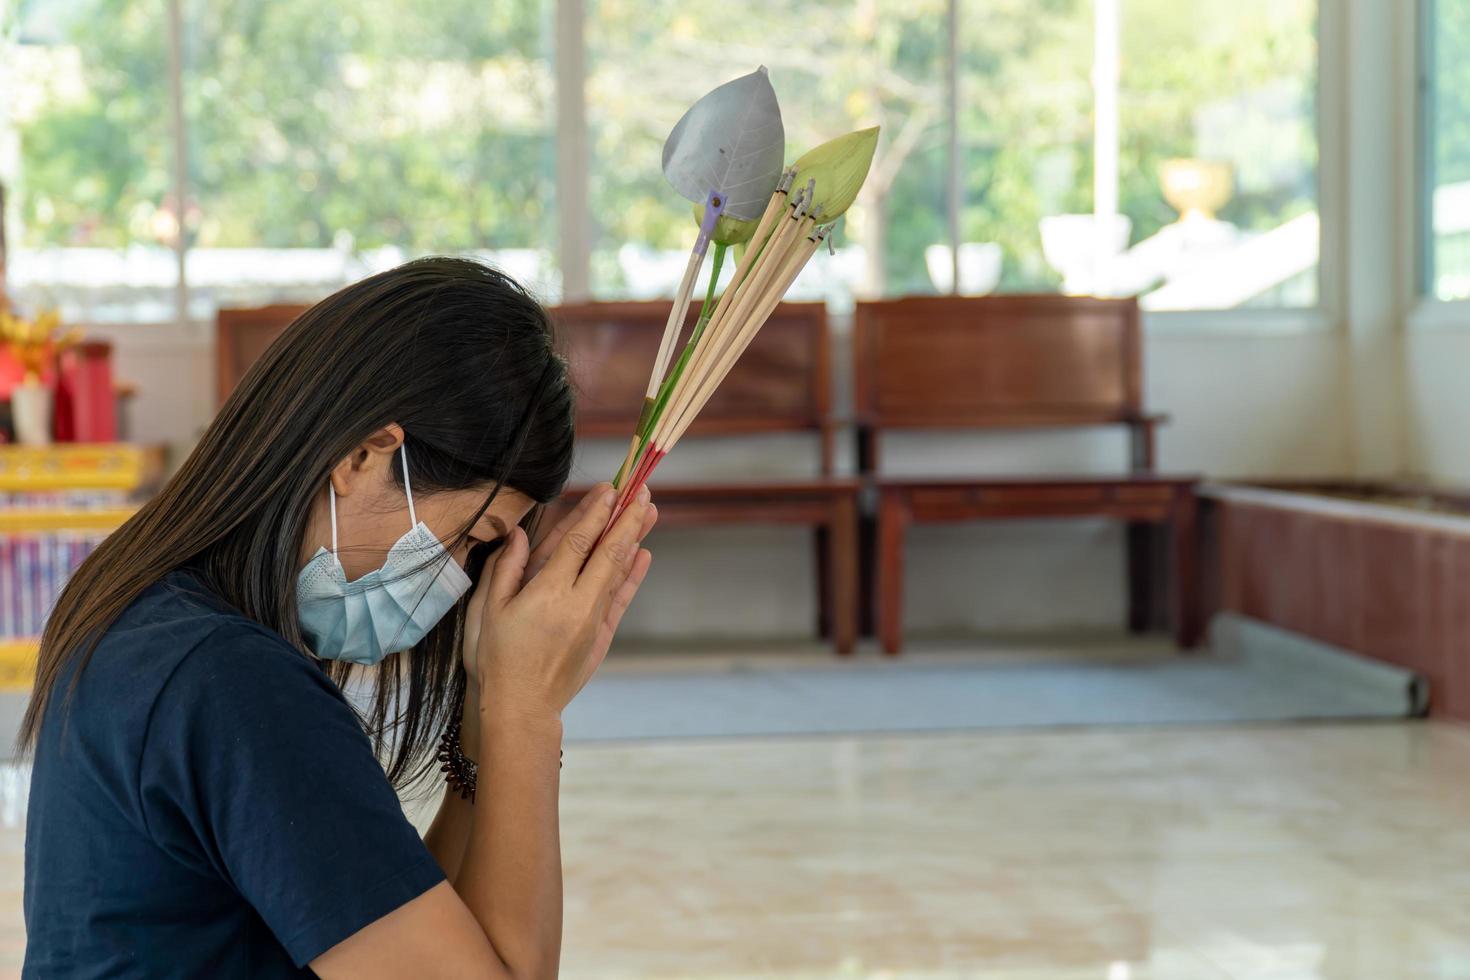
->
[5, 721, 1469, 978]
[555, 721, 1470, 979]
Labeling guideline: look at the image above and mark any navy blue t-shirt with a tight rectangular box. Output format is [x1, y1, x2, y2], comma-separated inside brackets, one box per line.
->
[23, 570, 445, 978]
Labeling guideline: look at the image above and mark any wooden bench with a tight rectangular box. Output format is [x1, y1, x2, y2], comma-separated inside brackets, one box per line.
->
[854, 294, 1201, 655]
[216, 304, 308, 405]
[553, 301, 859, 654]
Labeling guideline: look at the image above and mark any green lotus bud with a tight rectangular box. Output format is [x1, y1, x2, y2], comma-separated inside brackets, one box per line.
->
[691, 201, 759, 245]
[789, 126, 880, 222]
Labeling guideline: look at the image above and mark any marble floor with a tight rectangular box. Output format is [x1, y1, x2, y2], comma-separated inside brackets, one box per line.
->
[555, 721, 1470, 980]
[3, 721, 1468, 978]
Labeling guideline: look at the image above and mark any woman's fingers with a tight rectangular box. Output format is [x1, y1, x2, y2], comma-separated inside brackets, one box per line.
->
[486, 526, 530, 611]
[572, 547, 652, 699]
[604, 547, 652, 635]
[526, 483, 610, 581]
[462, 550, 493, 653]
[637, 499, 658, 541]
[540, 486, 618, 583]
[576, 488, 652, 604]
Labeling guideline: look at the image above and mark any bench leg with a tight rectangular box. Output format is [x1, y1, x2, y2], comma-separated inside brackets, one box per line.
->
[858, 510, 877, 638]
[828, 495, 859, 655]
[1126, 522, 1153, 633]
[1171, 493, 1201, 649]
[814, 525, 831, 640]
[876, 491, 908, 655]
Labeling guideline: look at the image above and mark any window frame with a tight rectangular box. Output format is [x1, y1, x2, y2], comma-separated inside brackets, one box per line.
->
[1408, 0, 1470, 329]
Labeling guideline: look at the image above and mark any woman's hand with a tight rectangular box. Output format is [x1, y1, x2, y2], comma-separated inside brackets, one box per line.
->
[465, 484, 655, 721]
[460, 484, 654, 691]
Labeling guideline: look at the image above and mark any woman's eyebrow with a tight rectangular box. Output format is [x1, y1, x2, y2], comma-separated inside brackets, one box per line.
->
[475, 514, 510, 538]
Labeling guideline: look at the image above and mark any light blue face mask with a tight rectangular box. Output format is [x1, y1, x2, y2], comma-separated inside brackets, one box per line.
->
[295, 445, 471, 665]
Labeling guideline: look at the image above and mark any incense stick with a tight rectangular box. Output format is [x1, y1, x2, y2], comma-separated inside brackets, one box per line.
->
[713, 171, 793, 306]
[663, 228, 825, 454]
[606, 76, 878, 534]
[608, 177, 833, 523]
[700, 184, 810, 346]
[650, 195, 811, 450]
[654, 184, 795, 415]
[611, 175, 796, 489]
[653, 248, 703, 388]
[653, 214, 815, 452]
[614, 244, 703, 487]
[611, 216, 824, 521]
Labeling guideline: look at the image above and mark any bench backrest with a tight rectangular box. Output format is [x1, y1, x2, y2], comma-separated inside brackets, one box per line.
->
[853, 295, 1143, 431]
[216, 304, 307, 406]
[554, 300, 834, 472]
[219, 299, 837, 474]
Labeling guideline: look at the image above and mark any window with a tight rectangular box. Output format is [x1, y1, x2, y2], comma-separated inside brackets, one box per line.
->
[182, 0, 559, 313]
[1, 0, 179, 323]
[586, 0, 949, 306]
[1429, 0, 1470, 301]
[1117, 0, 1318, 311]
[1, 0, 1322, 321]
[588, 0, 1318, 309]
[957, 0, 1093, 295]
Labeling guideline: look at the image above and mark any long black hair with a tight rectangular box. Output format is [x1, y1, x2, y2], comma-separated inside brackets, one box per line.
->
[20, 256, 576, 790]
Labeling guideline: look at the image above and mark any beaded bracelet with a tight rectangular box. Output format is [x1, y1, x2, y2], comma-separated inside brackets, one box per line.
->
[436, 721, 564, 804]
[436, 721, 477, 801]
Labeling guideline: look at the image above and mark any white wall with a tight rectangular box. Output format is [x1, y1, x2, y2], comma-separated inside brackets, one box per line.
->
[1147, 331, 1351, 478]
[95, 324, 214, 455]
[1405, 325, 1470, 484]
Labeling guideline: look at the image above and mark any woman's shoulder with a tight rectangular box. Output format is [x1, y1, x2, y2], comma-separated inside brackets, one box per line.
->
[115, 568, 274, 637]
[33, 571, 344, 816]
[69, 570, 330, 725]
[99, 569, 282, 655]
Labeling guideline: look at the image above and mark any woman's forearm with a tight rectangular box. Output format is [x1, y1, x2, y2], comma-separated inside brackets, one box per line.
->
[452, 699, 564, 980]
[423, 787, 471, 879]
[423, 694, 480, 879]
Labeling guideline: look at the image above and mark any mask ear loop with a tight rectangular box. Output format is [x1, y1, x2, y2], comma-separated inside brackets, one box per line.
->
[328, 482, 339, 558]
[400, 443, 418, 528]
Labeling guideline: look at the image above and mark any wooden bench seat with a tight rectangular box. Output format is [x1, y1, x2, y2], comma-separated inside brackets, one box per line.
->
[873, 475, 1199, 654]
[855, 295, 1201, 655]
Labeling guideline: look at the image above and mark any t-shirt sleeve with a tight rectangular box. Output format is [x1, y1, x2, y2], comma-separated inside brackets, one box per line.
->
[137, 621, 446, 967]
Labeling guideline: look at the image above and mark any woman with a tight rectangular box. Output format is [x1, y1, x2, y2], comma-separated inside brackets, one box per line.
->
[20, 257, 656, 978]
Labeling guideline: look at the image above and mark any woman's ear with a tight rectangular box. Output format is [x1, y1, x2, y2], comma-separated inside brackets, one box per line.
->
[329, 423, 406, 497]
[363, 423, 405, 456]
